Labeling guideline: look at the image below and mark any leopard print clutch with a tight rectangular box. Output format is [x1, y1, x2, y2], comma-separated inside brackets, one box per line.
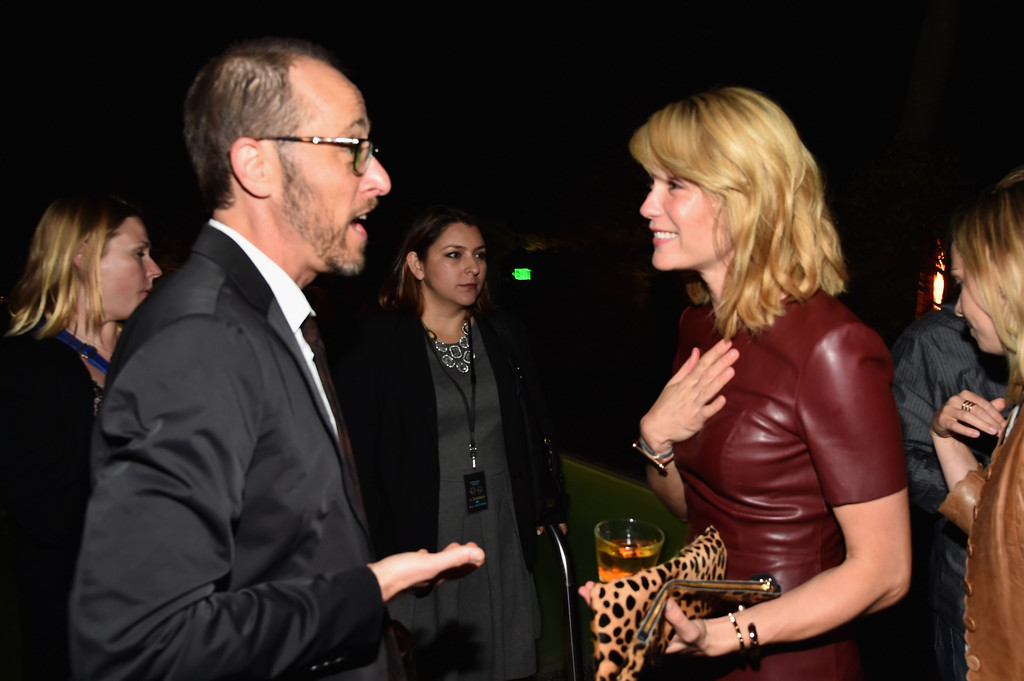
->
[589, 525, 781, 681]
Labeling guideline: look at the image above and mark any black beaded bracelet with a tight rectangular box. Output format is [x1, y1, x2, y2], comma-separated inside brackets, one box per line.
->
[747, 623, 760, 658]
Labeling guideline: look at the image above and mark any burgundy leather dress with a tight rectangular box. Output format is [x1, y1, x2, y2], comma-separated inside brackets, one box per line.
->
[670, 293, 907, 680]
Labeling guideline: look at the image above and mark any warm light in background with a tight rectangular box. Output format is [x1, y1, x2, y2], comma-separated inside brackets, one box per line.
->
[932, 247, 945, 309]
[915, 239, 948, 319]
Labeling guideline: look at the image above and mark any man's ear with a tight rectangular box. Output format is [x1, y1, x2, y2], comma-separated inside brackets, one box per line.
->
[229, 137, 276, 199]
[406, 251, 426, 281]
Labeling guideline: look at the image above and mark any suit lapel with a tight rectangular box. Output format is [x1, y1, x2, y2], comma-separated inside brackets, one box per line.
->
[192, 225, 369, 531]
[265, 305, 339, 441]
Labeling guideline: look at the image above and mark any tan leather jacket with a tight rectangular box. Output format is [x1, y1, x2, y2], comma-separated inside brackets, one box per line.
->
[939, 414, 1024, 681]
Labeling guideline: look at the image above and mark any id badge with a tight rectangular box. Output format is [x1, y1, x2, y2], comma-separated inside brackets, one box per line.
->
[464, 471, 488, 513]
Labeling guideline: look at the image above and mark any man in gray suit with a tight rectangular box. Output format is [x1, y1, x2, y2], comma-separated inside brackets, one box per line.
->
[69, 37, 484, 681]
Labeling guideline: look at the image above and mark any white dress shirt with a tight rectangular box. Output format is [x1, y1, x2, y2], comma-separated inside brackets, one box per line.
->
[208, 220, 337, 434]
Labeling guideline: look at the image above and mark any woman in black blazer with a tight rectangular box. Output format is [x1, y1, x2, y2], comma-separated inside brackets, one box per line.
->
[1, 196, 162, 681]
[336, 206, 565, 681]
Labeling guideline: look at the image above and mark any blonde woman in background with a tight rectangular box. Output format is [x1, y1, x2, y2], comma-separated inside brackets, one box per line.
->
[930, 168, 1023, 681]
[0, 196, 161, 681]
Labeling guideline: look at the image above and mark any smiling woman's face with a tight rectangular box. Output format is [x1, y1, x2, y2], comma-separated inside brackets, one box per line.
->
[639, 169, 729, 299]
[951, 245, 1003, 356]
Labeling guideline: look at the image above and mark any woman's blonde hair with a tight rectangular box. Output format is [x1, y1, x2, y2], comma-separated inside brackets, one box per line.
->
[952, 168, 1024, 403]
[6, 196, 141, 339]
[630, 86, 847, 338]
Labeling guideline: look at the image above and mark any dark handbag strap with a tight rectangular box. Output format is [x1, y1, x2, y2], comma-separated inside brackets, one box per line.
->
[487, 313, 566, 506]
[488, 313, 552, 437]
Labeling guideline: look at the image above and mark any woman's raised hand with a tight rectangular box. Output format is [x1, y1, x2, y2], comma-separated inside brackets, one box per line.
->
[640, 339, 739, 452]
[930, 390, 1008, 442]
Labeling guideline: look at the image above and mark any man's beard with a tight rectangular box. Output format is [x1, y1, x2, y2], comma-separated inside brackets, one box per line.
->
[280, 157, 365, 276]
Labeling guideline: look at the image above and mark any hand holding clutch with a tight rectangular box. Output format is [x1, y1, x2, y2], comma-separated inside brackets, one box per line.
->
[587, 526, 781, 681]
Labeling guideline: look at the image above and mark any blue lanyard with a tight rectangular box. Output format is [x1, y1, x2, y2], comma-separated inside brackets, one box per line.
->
[55, 329, 110, 374]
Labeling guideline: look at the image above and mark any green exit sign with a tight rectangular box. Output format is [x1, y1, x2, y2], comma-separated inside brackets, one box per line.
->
[512, 268, 532, 281]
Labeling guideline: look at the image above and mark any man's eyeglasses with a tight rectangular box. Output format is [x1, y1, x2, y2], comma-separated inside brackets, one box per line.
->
[259, 136, 376, 175]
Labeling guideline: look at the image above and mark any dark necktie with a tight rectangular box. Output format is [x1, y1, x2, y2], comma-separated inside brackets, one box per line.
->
[300, 314, 407, 680]
[300, 315, 365, 513]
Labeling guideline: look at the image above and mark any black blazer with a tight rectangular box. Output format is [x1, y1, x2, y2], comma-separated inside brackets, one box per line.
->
[335, 310, 563, 570]
[69, 225, 390, 681]
[0, 334, 95, 681]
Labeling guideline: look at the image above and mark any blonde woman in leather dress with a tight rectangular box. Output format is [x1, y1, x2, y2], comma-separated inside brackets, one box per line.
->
[928, 168, 1023, 681]
[615, 88, 911, 680]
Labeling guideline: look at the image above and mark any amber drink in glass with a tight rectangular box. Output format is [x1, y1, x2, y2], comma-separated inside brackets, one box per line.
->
[594, 518, 665, 582]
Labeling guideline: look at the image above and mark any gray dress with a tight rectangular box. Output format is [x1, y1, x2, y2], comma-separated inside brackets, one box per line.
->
[387, 332, 541, 680]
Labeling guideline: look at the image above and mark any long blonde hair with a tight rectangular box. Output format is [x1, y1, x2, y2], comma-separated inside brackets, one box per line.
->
[630, 86, 847, 338]
[6, 196, 140, 339]
[952, 168, 1024, 403]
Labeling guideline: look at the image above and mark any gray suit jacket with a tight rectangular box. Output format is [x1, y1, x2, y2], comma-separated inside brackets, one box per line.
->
[70, 225, 392, 681]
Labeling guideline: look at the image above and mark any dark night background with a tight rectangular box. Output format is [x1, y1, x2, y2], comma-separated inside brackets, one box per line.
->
[1, 2, 1022, 679]
[5, 0, 1022, 476]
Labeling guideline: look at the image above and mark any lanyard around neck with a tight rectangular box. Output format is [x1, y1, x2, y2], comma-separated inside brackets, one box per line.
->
[55, 328, 110, 374]
[426, 321, 478, 468]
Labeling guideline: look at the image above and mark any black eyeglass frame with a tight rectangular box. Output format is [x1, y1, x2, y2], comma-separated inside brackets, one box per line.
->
[258, 136, 376, 175]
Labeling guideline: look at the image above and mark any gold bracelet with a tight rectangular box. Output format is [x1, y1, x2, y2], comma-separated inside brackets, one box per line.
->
[728, 612, 745, 654]
[632, 437, 675, 470]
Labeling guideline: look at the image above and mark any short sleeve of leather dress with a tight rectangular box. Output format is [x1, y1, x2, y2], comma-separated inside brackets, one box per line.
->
[671, 292, 907, 681]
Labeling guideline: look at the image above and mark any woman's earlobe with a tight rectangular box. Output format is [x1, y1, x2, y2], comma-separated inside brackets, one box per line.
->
[72, 241, 87, 269]
[406, 251, 425, 281]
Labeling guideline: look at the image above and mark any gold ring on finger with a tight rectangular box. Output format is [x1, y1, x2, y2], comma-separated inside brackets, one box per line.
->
[961, 400, 976, 412]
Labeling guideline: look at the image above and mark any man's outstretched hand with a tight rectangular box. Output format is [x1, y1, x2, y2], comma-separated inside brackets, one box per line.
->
[369, 542, 486, 602]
